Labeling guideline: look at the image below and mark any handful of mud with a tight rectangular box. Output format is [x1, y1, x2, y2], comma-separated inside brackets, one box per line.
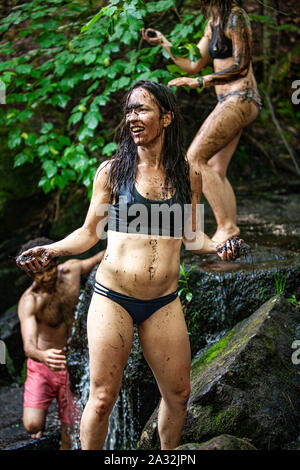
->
[15, 254, 35, 264]
[217, 236, 250, 258]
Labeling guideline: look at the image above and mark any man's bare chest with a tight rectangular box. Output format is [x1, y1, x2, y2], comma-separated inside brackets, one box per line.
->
[35, 277, 80, 328]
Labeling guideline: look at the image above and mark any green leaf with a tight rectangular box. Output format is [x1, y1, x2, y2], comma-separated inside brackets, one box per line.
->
[147, 0, 175, 13]
[102, 142, 117, 156]
[41, 122, 54, 134]
[8, 129, 22, 149]
[84, 51, 97, 65]
[81, 5, 118, 33]
[167, 64, 187, 76]
[50, 93, 70, 108]
[15, 64, 32, 74]
[73, 154, 89, 173]
[14, 152, 29, 168]
[186, 292, 193, 302]
[54, 168, 76, 190]
[84, 111, 102, 130]
[42, 160, 57, 178]
[37, 145, 49, 157]
[77, 125, 94, 142]
[38, 176, 53, 194]
[68, 112, 83, 126]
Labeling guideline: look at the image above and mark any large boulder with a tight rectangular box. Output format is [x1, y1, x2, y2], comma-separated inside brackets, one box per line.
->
[181, 248, 300, 356]
[138, 296, 300, 450]
[176, 434, 257, 450]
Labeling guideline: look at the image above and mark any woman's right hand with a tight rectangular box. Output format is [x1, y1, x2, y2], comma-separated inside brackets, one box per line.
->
[16, 245, 57, 274]
[140, 28, 167, 46]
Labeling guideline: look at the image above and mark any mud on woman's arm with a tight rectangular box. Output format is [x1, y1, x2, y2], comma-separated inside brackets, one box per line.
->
[203, 9, 251, 87]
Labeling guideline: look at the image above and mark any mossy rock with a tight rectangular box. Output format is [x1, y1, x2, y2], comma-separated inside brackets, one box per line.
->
[176, 434, 257, 450]
[138, 296, 300, 450]
[183, 254, 300, 356]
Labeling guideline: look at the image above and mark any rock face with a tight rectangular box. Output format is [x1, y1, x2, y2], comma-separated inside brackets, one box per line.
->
[138, 296, 300, 450]
[176, 434, 257, 451]
[181, 249, 300, 357]
[0, 385, 60, 450]
[0, 305, 25, 384]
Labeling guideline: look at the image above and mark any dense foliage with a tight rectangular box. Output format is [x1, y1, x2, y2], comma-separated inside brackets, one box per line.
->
[0, 0, 299, 201]
[0, 0, 207, 197]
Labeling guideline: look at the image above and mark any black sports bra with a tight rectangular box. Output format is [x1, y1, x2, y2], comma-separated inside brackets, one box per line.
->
[107, 183, 185, 238]
[209, 25, 233, 59]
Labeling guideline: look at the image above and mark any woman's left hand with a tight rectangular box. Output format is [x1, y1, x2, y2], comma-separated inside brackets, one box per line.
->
[168, 77, 199, 89]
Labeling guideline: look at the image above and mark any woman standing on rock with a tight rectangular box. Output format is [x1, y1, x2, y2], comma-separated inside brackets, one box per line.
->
[141, 0, 261, 245]
[16, 81, 243, 450]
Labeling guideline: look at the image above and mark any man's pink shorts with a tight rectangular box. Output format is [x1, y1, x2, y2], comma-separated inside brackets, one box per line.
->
[23, 358, 75, 425]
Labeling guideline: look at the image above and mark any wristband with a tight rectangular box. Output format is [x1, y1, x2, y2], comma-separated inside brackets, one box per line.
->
[196, 76, 205, 89]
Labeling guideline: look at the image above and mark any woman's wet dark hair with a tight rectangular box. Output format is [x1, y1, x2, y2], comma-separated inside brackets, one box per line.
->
[108, 80, 192, 205]
[199, 0, 233, 38]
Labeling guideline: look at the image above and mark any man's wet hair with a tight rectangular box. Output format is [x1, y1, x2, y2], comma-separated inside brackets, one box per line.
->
[17, 237, 55, 257]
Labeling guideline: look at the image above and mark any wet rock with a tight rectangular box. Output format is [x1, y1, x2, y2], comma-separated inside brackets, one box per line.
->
[0, 385, 61, 450]
[0, 305, 25, 378]
[138, 296, 300, 450]
[182, 249, 300, 356]
[176, 434, 257, 450]
[0, 365, 13, 386]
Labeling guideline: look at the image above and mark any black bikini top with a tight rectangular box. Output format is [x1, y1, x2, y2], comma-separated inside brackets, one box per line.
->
[209, 25, 233, 59]
[107, 182, 185, 238]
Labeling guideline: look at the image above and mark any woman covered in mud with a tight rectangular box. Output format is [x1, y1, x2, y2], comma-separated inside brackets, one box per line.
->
[16, 81, 244, 450]
[141, 0, 261, 245]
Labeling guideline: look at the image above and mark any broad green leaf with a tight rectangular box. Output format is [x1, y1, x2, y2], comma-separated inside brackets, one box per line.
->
[77, 125, 94, 142]
[41, 122, 54, 134]
[68, 112, 83, 126]
[102, 142, 117, 156]
[38, 145, 50, 156]
[146, 0, 175, 13]
[15, 64, 32, 74]
[8, 129, 22, 149]
[84, 111, 102, 130]
[14, 152, 29, 167]
[42, 160, 57, 178]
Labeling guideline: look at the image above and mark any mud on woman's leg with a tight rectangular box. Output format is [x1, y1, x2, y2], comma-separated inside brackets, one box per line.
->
[187, 101, 249, 244]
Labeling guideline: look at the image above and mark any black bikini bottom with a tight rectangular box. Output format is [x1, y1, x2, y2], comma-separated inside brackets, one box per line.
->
[94, 281, 178, 326]
[217, 88, 263, 111]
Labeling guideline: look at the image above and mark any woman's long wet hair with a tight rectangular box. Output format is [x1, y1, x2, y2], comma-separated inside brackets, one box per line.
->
[199, 0, 234, 37]
[107, 80, 192, 205]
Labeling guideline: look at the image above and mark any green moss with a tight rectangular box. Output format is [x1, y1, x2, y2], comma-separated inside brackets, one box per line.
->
[191, 299, 278, 381]
[214, 406, 239, 431]
[192, 328, 236, 372]
[188, 405, 240, 440]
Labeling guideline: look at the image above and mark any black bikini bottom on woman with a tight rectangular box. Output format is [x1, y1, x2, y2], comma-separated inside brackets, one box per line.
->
[94, 281, 178, 326]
